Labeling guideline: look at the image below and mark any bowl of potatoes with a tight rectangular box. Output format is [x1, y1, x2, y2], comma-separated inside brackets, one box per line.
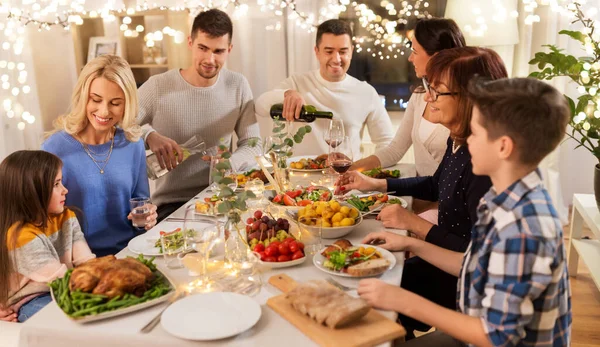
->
[291, 200, 362, 239]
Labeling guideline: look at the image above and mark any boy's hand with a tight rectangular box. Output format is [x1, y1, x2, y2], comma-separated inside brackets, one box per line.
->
[357, 279, 403, 312]
[0, 306, 17, 322]
[361, 231, 412, 252]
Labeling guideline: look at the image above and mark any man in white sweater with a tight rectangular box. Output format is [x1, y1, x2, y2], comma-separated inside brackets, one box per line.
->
[137, 9, 261, 221]
[255, 19, 394, 159]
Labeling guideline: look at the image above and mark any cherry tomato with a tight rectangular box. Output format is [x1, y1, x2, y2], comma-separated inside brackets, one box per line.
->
[283, 237, 296, 245]
[378, 194, 389, 203]
[278, 243, 290, 255]
[265, 245, 279, 257]
[272, 194, 283, 204]
[352, 251, 361, 258]
[277, 255, 291, 262]
[264, 256, 277, 262]
[298, 199, 312, 206]
[296, 242, 305, 251]
[253, 244, 265, 253]
[291, 250, 304, 260]
[289, 241, 299, 253]
[258, 251, 267, 261]
[270, 241, 282, 248]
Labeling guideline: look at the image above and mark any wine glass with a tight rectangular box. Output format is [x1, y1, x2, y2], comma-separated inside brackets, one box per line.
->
[182, 205, 225, 293]
[324, 118, 345, 149]
[329, 136, 353, 197]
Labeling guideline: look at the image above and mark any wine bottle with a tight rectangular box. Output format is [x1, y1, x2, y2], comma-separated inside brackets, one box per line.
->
[270, 103, 333, 123]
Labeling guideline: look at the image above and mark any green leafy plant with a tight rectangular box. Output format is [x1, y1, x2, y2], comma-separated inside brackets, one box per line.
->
[267, 117, 312, 166]
[528, 2, 600, 162]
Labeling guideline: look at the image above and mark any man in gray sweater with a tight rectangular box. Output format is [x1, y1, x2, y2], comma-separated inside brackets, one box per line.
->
[137, 9, 262, 221]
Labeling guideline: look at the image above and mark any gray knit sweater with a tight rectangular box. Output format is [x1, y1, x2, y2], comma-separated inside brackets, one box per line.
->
[137, 69, 262, 206]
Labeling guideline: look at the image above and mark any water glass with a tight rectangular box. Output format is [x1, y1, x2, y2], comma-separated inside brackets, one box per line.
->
[130, 197, 151, 229]
[297, 216, 323, 255]
[160, 229, 185, 269]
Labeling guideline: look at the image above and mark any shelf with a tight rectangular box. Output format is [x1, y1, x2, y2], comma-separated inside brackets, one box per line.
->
[570, 239, 600, 290]
[130, 64, 169, 69]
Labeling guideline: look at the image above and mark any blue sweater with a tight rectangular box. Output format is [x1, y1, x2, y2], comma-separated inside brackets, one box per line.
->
[42, 129, 150, 256]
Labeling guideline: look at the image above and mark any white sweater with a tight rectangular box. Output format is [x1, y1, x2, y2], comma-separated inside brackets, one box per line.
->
[255, 70, 394, 159]
[374, 93, 450, 176]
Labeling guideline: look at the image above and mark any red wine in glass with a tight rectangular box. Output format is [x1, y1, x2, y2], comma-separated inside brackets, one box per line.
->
[331, 159, 352, 174]
[325, 138, 342, 148]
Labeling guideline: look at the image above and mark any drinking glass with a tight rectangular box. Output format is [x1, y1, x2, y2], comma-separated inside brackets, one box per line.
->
[297, 216, 323, 255]
[182, 205, 224, 293]
[324, 118, 345, 149]
[129, 197, 151, 230]
[329, 136, 353, 175]
[209, 156, 238, 194]
[160, 228, 185, 269]
[227, 251, 262, 297]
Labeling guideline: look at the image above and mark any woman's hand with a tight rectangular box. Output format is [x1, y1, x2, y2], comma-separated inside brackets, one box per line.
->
[357, 279, 405, 312]
[377, 204, 433, 239]
[361, 231, 413, 252]
[335, 170, 386, 194]
[127, 203, 158, 230]
[0, 306, 17, 322]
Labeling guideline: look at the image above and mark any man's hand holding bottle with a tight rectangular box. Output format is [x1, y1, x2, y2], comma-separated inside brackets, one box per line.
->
[147, 132, 184, 170]
[282, 89, 307, 121]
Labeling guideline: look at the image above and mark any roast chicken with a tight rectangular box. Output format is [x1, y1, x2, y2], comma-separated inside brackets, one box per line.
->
[285, 280, 370, 329]
[69, 255, 154, 298]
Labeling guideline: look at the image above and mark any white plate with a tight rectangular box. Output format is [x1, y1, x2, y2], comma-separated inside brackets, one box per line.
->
[287, 156, 327, 172]
[161, 292, 261, 340]
[51, 267, 175, 323]
[387, 196, 408, 209]
[313, 244, 396, 278]
[259, 254, 307, 268]
[127, 231, 184, 257]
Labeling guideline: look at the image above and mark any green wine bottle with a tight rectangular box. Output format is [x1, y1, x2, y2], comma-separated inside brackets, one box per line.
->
[270, 103, 333, 123]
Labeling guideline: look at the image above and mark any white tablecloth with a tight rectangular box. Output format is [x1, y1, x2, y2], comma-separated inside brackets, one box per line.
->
[18, 164, 416, 347]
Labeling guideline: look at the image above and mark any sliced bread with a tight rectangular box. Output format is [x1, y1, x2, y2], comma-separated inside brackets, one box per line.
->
[346, 258, 391, 277]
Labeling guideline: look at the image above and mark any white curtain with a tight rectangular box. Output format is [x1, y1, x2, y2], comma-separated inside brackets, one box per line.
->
[0, 20, 43, 161]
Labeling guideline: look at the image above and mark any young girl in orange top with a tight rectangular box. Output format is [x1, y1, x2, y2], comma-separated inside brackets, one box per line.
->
[0, 151, 95, 322]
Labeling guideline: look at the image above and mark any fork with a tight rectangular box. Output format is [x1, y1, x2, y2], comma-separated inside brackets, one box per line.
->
[326, 277, 356, 291]
[140, 289, 187, 333]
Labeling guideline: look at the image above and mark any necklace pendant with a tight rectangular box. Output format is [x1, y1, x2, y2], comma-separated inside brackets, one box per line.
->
[100, 170, 104, 174]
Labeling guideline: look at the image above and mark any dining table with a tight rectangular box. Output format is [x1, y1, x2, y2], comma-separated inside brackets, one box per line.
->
[16, 163, 416, 347]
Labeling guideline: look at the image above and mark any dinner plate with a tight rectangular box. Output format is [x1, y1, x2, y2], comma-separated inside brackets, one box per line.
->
[127, 232, 183, 257]
[387, 195, 408, 209]
[161, 292, 262, 340]
[51, 267, 175, 323]
[287, 156, 327, 172]
[259, 254, 307, 268]
[313, 244, 396, 278]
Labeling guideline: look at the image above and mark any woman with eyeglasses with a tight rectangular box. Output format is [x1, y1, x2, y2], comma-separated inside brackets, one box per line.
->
[337, 47, 508, 339]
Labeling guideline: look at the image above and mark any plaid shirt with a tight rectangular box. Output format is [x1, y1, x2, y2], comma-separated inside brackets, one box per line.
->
[457, 169, 572, 347]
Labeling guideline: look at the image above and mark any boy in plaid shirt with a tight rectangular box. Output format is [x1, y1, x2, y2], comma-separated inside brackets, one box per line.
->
[358, 77, 572, 347]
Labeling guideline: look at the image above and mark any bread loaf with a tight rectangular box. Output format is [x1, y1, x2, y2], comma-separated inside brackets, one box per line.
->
[285, 280, 370, 329]
[346, 258, 390, 277]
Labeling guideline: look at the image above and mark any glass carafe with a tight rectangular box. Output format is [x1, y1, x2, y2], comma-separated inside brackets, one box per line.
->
[146, 135, 207, 180]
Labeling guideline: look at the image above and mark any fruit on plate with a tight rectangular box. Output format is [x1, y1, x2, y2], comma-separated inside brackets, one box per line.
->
[321, 239, 389, 276]
[236, 169, 269, 187]
[298, 200, 359, 227]
[246, 211, 305, 263]
[195, 195, 222, 214]
[285, 280, 370, 328]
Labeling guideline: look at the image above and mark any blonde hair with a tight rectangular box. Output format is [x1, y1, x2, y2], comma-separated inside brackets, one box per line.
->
[49, 55, 141, 142]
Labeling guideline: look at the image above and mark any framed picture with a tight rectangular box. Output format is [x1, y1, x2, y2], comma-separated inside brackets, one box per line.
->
[87, 37, 122, 63]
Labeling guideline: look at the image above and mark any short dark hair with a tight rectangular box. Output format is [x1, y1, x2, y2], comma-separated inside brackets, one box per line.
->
[191, 9, 233, 42]
[426, 47, 508, 143]
[413, 18, 466, 56]
[468, 78, 569, 166]
[316, 19, 353, 47]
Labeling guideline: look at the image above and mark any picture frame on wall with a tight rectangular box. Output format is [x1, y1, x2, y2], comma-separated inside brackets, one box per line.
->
[87, 37, 121, 63]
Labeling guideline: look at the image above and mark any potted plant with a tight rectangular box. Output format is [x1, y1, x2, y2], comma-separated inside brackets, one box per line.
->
[529, 2, 600, 209]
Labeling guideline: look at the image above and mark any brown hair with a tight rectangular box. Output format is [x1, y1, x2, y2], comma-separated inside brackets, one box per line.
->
[413, 18, 466, 56]
[191, 9, 233, 42]
[0, 151, 62, 305]
[468, 77, 570, 165]
[316, 19, 353, 47]
[426, 47, 508, 143]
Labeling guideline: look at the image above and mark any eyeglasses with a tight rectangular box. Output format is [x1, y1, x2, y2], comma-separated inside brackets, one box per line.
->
[422, 78, 459, 102]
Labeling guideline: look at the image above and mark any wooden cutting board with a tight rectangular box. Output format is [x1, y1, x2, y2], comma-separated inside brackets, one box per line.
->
[267, 274, 406, 347]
